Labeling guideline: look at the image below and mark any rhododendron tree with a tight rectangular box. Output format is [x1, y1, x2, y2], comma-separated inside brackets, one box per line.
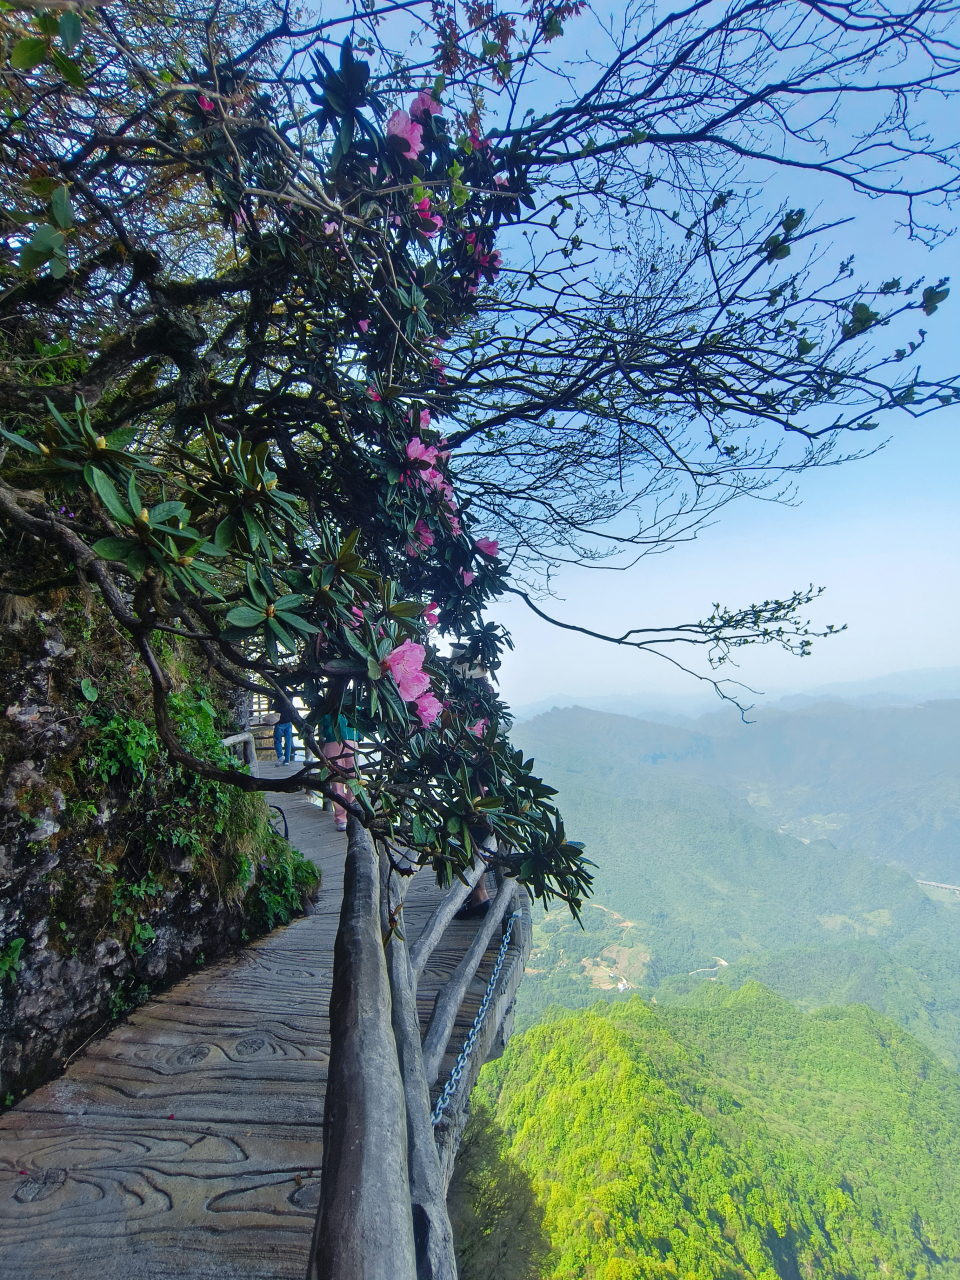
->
[1, 0, 957, 911]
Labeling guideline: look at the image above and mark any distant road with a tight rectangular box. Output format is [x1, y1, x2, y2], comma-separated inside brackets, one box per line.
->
[917, 879, 960, 895]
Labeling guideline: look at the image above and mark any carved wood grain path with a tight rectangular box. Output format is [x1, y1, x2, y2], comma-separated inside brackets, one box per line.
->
[0, 773, 504, 1278]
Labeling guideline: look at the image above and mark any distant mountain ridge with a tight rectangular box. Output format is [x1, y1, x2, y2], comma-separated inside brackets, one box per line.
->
[510, 701, 960, 1065]
[510, 665, 960, 723]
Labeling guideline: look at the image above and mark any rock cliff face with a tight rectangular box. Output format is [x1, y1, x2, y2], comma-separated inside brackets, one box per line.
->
[0, 603, 313, 1103]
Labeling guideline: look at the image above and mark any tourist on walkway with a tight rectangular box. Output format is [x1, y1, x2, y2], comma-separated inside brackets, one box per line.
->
[321, 711, 357, 831]
[272, 698, 294, 765]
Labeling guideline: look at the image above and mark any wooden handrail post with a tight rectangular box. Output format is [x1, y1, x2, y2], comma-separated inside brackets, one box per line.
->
[420, 877, 519, 1087]
[309, 820, 418, 1280]
[379, 846, 459, 1280]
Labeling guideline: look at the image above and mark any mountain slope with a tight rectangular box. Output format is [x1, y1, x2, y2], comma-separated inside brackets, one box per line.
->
[512, 706, 960, 1062]
[466, 987, 960, 1279]
[517, 702, 960, 880]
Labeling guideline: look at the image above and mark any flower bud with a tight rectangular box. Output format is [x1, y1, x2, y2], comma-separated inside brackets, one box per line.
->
[95, 436, 107, 450]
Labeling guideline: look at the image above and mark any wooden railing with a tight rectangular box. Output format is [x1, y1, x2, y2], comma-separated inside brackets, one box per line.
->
[308, 821, 531, 1280]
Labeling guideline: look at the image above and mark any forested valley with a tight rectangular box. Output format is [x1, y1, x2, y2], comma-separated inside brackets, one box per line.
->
[449, 691, 960, 1277]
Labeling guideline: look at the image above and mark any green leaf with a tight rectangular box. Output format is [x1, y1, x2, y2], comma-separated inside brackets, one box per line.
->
[922, 285, 949, 316]
[225, 605, 267, 627]
[80, 677, 98, 702]
[0, 426, 42, 454]
[367, 656, 382, 681]
[266, 614, 297, 650]
[10, 38, 47, 72]
[126, 548, 148, 580]
[50, 185, 73, 230]
[105, 426, 136, 451]
[276, 611, 320, 636]
[49, 49, 86, 88]
[241, 507, 262, 551]
[214, 515, 237, 550]
[272, 593, 306, 611]
[150, 500, 187, 523]
[59, 10, 82, 53]
[796, 338, 817, 357]
[199, 698, 217, 720]
[89, 469, 134, 525]
[91, 537, 136, 560]
[20, 223, 64, 272]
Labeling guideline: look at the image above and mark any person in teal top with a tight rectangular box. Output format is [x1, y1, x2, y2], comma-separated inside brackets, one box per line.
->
[320, 711, 357, 831]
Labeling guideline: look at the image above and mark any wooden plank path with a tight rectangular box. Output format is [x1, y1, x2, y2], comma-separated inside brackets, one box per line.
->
[0, 772, 502, 1278]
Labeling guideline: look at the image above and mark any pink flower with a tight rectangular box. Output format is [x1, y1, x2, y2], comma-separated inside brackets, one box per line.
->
[414, 692, 443, 727]
[358, 319, 369, 333]
[323, 221, 338, 235]
[410, 90, 442, 121]
[382, 639, 431, 701]
[406, 437, 439, 466]
[460, 569, 475, 587]
[386, 110, 423, 160]
[468, 718, 489, 737]
[405, 519, 435, 557]
[423, 601, 439, 628]
[198, 95, 215, 112]
[367, 387, 381, 401]
[422, 466, 444, 490]
[418, 408, 431, 431]
[414, 197, 443, 236]
[475, 537, 498, 557]
[448, 514, 462, 536]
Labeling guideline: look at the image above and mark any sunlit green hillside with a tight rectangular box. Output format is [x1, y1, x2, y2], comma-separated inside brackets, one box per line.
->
[454, 987, 960, 1280]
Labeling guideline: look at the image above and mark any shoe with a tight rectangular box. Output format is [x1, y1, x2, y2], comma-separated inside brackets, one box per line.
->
[334, 819, 347, 831]
[454, 899, 491, 921]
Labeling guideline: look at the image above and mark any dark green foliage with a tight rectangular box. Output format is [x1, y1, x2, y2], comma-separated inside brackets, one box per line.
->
[446, 1101, 555, 1280]
[477, 987, 960, 1278]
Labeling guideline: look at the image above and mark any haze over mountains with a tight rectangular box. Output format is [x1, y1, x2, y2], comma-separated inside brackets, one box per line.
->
[509, 689, 960, 1064]
[511, 664, 960, 724]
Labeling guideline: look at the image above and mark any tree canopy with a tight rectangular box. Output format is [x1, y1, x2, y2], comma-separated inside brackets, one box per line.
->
[0, 0, 956, 908]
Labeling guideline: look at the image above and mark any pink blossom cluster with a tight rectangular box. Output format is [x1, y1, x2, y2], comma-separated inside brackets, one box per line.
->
[468, 718, 489, 737]
[405, 519, 435, 558]
[386, 110, 423, 160]
[381, 639, 441, 726]
[385, 92, 441, 165]
[411, 90, 442, 122]
[462, 231, 502, 292]
[474, 537, 498, 557]
[414, 196, 443, 237]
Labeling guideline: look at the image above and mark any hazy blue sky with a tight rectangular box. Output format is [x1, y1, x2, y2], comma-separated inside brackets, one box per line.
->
[488, 78, 960, 709]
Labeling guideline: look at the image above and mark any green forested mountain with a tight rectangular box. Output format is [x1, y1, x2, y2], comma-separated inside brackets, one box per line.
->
[453, 987, 960, 1279]
[511, 706, 960, 1066]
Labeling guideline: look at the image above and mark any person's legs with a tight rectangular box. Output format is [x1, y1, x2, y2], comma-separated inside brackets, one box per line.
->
[282, 721, 294, 763]
[273, 722, 284, 763]
[322, 740, 356, 829]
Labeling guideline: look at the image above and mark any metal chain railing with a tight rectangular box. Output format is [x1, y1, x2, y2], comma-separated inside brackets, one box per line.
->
[430, 908, 522, 1128]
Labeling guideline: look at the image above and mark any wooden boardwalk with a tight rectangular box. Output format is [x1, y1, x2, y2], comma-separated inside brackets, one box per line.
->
[0, 773, 501, 1278]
